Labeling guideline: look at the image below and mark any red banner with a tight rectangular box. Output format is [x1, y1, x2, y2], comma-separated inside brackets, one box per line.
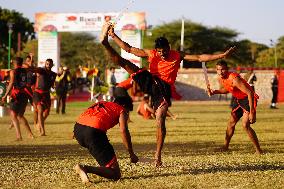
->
[278, 70, 284, 102]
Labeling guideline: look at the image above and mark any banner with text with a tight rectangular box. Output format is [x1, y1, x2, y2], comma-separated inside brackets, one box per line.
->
[35, 12, 146, 32]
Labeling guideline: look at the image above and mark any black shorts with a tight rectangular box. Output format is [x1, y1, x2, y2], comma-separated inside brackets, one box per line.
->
[114, 87, 133, 111]
[73, 123, 116, 167]
[10, 93, 28, 116]
[231, 97, 250, 119]
[33, 91, 51, 111]
[132, 70, 171, 110]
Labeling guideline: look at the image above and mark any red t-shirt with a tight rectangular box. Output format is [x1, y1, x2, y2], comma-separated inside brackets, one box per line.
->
[148, 50, 181, 85]
[77, 101, 125, 132]
[219, 72, 255, 99]
[138, 101, 152, 119]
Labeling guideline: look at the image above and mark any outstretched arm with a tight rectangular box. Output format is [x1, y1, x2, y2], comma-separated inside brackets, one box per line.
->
[119, 111, 138, 163]
[108, 24, 150, 58]
[101, 24, 140, 74]
[183, 46, 236, 62]
[207, 80, 228, 96]
[232, 77, 256, 123]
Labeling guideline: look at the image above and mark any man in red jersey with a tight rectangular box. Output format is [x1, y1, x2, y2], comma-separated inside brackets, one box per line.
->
[101, 22, 235, 166]
[73, 99, 138, 183]
[207, 60, 262, 154]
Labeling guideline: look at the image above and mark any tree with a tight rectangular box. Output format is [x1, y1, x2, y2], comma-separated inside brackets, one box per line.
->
[142, 20, 239, 68]
[256, 36, 284, 68]
[59, 32, 120, 81]
[0, 7, 35, 68]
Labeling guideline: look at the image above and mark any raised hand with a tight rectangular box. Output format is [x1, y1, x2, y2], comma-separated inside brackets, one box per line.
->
[223, 46, 236, 58]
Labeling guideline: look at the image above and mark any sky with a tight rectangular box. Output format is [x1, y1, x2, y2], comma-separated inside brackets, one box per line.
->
[1, 0, 283, 46]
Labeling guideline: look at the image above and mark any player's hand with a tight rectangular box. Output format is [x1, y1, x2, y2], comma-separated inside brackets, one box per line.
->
[130, 153, 138, 163]
[1, 96, 6, 103]
[108, 23, 115, 37]
[223, 46, 236, 58]
[207, 88, 214, 97]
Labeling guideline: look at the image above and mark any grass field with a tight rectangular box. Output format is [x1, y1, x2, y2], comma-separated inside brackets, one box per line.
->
[0, 101, 283, 189]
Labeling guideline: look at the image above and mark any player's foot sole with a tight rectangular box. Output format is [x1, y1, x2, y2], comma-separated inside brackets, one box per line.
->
[74, 164, 90, 184]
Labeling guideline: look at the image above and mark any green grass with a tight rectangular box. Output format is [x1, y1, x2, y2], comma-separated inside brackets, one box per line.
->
[0, 101, 283, 189]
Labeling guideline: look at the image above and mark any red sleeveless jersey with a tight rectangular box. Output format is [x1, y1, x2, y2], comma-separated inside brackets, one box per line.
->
[219, 72, 255, 99]
[148, 50, 181, 85]
[77, 101, 125, 132]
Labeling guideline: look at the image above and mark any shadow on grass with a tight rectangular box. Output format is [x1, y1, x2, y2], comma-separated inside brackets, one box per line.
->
[0, 140, 283, 159]
[187, 164, 284, 175]
[120, 164, 284, 181]
[0, 144, 88, 158]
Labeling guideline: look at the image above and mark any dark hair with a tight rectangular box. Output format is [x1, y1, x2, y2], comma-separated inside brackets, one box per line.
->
[143, 94, 150, 101]
[216, 60, 228, 68]
[14, 57, 23, 66]
[155, 37, 170, 49]
[46, 58, 53, 65]
[113, 97, 133, 111]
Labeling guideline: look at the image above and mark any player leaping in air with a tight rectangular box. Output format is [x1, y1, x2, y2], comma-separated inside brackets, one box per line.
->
[101, 22, 235, 167]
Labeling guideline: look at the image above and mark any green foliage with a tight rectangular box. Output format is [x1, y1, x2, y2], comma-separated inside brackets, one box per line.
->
[89, 85, 109, 94]
[143, 20, 240, 68]
[58, 32, 118, 81]
[0, 7, 35, 68]
[256, 36, 284, 68]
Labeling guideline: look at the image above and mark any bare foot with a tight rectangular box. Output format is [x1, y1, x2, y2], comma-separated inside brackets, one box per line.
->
[74, 164, 90, 184]
[28, 134, 35, 139]
[255, 149, 263, 155]
[15, 137, 23, 141]
[216, 146, 229, 152]
[9, 123, 14, 130]
[172, 115, 178, 120]
[155, 159, 163, 168]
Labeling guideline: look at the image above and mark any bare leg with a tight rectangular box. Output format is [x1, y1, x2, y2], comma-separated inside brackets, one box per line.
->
[166, 110, 177, 120]
[242, 113, 262, 154]
[222, 113, 239, 151]
[154, 104, 168, 167]
[43, 108, 50, 121]
[10, 111, 22, 140]
[9, 121, 14, 129]
[18, 115, 34, 138]
[74, 161, 121, 183]
[37, 105, 46, 136]
[33, 106, 38, 130]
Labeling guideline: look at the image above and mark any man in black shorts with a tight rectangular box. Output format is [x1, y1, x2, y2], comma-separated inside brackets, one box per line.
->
[73, 98, 138, 183]
[2, 57, 34, 140]
[33, 59, 57, 136]
[207, 60, 262, 154]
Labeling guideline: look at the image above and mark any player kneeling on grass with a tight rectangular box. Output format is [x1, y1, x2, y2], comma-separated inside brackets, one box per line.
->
[73, 96, 138, 183]
[207, 60, 262, 154]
